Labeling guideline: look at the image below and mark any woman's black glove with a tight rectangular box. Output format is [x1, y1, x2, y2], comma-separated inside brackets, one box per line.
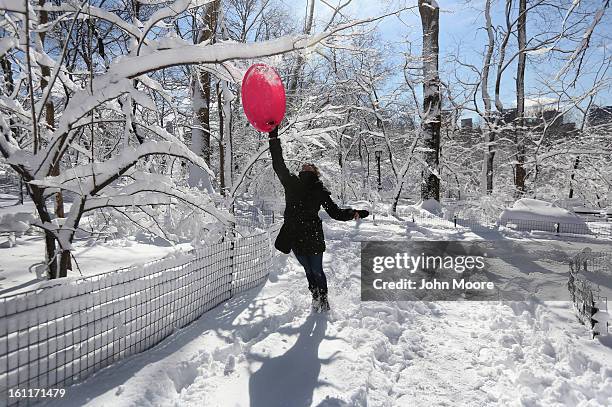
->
[355, 210, 369, 219]
[269, 126, 279, 139]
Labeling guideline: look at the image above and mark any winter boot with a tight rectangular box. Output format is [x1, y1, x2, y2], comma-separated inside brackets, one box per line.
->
[315, 290, 330, 312]
[310, 287, 320, 310]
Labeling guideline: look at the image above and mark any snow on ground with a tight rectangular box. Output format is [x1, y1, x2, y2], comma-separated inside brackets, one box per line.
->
[39, 218, 612, 407]
[0, 235, 190, 296]
[0, 198, 193, 295]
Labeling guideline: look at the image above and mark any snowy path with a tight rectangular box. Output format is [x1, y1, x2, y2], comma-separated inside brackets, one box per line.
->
[44, 221, 612, 407]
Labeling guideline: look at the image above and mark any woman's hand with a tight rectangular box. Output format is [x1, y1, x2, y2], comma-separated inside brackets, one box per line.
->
[268, 126, 279, 139]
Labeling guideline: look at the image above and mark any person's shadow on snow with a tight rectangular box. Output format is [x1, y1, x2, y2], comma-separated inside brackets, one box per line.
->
[248, 312, 336, 407]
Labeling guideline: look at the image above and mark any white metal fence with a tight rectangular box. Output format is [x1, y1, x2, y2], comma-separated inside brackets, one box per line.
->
[0, 232, 271, 407]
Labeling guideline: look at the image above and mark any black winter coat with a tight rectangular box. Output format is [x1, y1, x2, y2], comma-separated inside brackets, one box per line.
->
[269, 137, 356, 255]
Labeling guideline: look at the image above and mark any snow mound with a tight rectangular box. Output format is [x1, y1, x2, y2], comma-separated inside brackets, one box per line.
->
[415, 198, 443, 216]
[0, 211, 36, 233]
[499, 198, 586, 224]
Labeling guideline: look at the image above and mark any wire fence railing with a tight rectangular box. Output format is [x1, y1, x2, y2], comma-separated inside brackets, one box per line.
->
[0, 232, 272, 406]
[382, 207, 612, 239]
[569, 251, 612, 275]
[234, 204, 278, 230]
[392, 208, 498, 233]
[568, 251, 611, 337]
[501, 218, 612, 238]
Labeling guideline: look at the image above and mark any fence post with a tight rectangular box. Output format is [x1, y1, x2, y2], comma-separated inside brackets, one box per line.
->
[229, 238, 235, 297]
[453, 216, 457, 228]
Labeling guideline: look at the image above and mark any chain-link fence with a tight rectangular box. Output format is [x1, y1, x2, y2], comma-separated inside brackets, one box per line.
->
[0, 232, 271, 406]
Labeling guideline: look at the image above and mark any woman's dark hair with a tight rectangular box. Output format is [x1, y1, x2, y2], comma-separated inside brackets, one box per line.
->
[303, 162, 320, 177]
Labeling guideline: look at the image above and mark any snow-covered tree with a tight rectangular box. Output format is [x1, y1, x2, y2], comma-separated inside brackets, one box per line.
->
[0, 0, 377, 278]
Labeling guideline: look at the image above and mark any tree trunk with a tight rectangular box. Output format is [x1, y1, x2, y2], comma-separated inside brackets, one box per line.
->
[287, 0, 315, 96]
[419, 0, 441, 201]
[515, 0, 527, 196]
[45, 231, 58, 279]
[221, 81, 233, 194]
[39, 1, 71, 276]
[197, 0, 219, 164]
[217, 80, 233, 195]
[1, 57, 25, 203]
[218, 81, 225, 193]
[338, 134, 345, 203]
[486, 151, 495, 193]
[481, 0, 495, 195]
[188, 1, 219, 192]
[29, 185, 58, 278]
[358, 137, 367, 196]
[568, 156, 580, 198]
[216, 9, 233, 196]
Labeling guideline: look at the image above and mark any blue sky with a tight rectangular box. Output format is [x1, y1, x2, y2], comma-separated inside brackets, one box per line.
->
[286, 0, 611, 121]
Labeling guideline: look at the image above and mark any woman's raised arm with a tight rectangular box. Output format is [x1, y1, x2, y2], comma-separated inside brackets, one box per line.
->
[268, 127, 295, 187]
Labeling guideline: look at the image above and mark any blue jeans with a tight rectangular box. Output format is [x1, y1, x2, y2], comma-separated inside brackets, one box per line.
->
[295, 253, 327, 294]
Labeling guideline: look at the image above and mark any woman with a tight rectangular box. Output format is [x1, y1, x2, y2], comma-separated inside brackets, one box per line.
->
[268, 127, 369, 312]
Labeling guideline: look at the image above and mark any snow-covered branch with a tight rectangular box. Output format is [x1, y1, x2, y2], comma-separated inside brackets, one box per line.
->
[31, 139, 214, 194]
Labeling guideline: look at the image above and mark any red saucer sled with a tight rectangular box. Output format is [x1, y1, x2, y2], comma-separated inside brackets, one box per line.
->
[241, 64, 286, 132]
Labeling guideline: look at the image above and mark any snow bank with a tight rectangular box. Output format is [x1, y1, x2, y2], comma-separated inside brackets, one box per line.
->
[0, 212, 35, 233]
[0, 204, 36, 233]
[414, 198, 444, 216]
[499, 198, 587, 224]
[394, 199, 444, 218]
